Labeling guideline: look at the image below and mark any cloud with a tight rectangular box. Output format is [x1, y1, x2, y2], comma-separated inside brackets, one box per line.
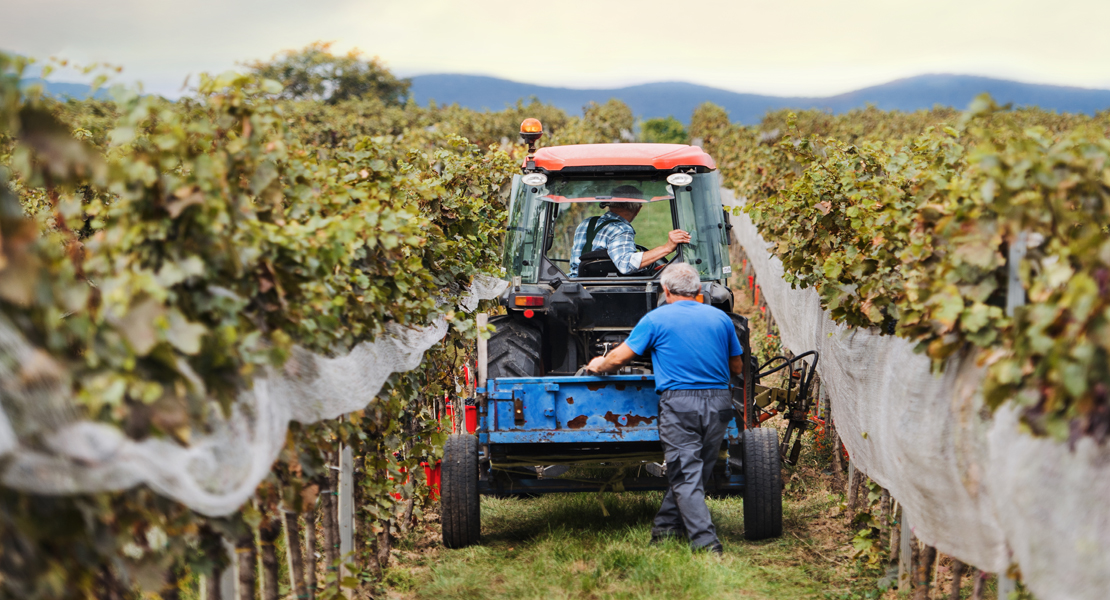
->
[6, 0, 1110, 96]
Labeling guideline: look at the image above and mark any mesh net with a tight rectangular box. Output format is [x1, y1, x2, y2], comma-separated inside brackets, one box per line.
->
[0, 275, 507, 517]
[725, 188, 1110, 600]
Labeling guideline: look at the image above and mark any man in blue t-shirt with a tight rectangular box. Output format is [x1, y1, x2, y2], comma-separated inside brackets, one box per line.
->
[586, 262, 744, 554]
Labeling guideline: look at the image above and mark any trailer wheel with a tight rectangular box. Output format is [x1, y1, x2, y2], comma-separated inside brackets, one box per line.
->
[441, 434, 480, 548]
[742, 427, 783, 540]
[487, 315, 543, 379]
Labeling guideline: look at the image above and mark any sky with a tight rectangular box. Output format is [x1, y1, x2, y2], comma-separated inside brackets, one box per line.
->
[6, 0, 1110, 98]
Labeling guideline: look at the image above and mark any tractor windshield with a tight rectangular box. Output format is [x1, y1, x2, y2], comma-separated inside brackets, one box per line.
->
[503, 172, 729, 283]
[540, 178, 674, 203]
[673, 172, 729, 280]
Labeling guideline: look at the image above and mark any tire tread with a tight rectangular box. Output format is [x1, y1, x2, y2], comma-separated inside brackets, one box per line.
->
[743, 427, 783, 540]
[487, 316, 542, 379]
[441, 434, 480, 548]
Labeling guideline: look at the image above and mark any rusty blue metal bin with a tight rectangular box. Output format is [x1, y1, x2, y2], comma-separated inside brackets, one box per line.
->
[475, 375, 744, 495]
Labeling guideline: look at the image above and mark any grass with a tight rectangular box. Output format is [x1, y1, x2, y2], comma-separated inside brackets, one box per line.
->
[381, 463, 880, 600]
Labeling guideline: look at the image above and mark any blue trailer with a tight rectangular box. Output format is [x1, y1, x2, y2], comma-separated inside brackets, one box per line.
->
[439, 344, 819, 549]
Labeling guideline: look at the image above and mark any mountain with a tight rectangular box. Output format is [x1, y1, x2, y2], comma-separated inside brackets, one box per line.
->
[19, 78, 111, 100]
[21, 73, 1110, 125]
[410, 74, 1110, 124]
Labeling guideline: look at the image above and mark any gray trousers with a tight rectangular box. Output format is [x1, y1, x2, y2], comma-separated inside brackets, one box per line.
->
[652, 389, 734, 549]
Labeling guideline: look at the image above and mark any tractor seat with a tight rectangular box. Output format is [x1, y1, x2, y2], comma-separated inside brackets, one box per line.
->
[577, 249, 619, 277]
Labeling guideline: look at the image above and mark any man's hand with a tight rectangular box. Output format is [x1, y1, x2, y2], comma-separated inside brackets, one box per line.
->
[585, 343, 638, 374]
[665, 229, 691, 251]
[639, 229, 691, 268]
[586, 355, 609, 374]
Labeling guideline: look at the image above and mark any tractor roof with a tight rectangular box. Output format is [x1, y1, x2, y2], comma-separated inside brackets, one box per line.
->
[532, 143, 716, 172]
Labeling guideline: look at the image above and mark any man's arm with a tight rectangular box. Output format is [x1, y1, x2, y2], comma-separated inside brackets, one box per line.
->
[606, 228, 644, 275]
[729, 354, 745, 376]
[638, 229, 691, 268]
[586, 343, 638, 374]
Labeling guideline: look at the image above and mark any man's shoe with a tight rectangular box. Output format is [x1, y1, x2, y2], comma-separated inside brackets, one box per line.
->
[649, 530, 685, 545]
[694, 542, 724, 555]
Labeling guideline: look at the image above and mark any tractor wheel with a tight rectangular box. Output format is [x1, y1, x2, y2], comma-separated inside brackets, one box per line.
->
[742, 427, 783, 540]
[487, 315, 542, 379]
[441, 434, 480, 548]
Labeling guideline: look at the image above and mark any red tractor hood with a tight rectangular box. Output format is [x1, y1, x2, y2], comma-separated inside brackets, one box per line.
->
[531, 143, 716, 171]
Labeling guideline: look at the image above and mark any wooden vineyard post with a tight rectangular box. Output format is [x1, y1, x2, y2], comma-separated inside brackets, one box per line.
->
[949, 559, 968, 600]
[913, 544, 937, 600]
[898, 513, 914, 590]
[888, 501, 901, 572]
[322, 467, 340, 592]
[338, 443, 355, 598]
[847, 461, 865, 511]
[828, 404, 844, 492]
[878, 488, 891, 539]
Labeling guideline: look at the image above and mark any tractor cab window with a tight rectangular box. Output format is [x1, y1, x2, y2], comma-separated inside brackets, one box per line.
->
[545, 198, 675, 275]
[540, 178, 675, 278]
[674, 172, 728, 280]
[503, 175, 546, 283]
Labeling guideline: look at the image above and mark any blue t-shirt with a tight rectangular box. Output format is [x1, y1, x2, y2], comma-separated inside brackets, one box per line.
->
[624, 301, 743, 392]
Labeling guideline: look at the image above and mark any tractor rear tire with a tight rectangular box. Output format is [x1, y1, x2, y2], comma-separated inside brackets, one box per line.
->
[487, 315, 542, 379]
[441, 434, 480, 549]
[742, 427, 783, 540]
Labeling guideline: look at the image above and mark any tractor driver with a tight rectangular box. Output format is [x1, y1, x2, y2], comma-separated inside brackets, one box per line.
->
[585, 262, 743, 555]
[568, 185, 690, 277]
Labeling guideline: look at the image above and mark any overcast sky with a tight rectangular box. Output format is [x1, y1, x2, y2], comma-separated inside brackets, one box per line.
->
[6, 0, 1110, 97]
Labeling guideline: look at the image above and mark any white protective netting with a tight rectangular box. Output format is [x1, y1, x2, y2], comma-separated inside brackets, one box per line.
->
[0, 275, 507, 517]
[724, 188, 1110, 600]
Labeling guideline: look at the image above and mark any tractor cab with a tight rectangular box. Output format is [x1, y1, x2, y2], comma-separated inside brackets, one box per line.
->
[497, 121, 736, 377]
[504, 143, 732, 286]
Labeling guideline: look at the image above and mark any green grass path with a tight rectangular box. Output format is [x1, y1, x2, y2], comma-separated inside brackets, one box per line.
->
[385, 490, 847, 600]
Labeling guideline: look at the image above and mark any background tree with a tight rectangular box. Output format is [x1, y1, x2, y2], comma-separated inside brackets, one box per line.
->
[244, 41, 410, 105]
[688, 102, 731, 147]
[639, 116, 687, 144]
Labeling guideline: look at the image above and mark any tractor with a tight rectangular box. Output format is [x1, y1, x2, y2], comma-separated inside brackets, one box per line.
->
[440, 118, 818, 549]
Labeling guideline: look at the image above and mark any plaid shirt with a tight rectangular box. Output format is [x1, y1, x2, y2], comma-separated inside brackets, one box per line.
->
[569, 212, 644, 276]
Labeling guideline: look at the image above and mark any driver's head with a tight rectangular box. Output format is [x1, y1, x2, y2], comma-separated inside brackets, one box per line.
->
[608, 185, 644, 220]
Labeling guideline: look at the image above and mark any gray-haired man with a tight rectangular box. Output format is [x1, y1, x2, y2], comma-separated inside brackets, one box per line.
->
[586, 262, 744, 554]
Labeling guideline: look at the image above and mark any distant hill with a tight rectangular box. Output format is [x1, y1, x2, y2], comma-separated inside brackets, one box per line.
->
[19, 78, 111, 100]
[22, 73, 1110, 125]
[410, 74, 1110, 124]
